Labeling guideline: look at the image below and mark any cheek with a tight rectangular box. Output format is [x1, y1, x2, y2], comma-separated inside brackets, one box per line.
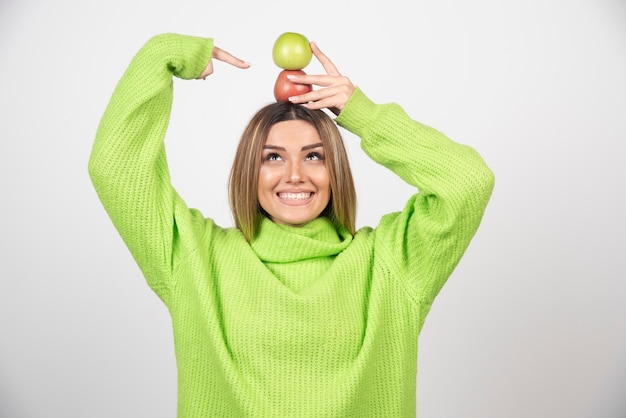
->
[310, 167, 330, 190]
[258, 167, 279, 190]
[257, 170, 274, 211]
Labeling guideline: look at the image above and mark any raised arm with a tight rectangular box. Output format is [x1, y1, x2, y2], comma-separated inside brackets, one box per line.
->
[290, 43, 494, 320]
[338, 89, 495, 322]
[88, 33, 249, 296]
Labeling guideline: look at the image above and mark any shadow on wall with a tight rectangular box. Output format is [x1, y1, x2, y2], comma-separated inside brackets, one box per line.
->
[584, 340, 626, 418]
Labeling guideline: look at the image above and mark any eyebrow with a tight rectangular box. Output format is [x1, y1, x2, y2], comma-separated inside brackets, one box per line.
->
[263, 143, 324, 151]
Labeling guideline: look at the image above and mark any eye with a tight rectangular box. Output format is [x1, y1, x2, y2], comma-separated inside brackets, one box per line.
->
[306, 151, 325, 161]
[263, 152, 282, 162]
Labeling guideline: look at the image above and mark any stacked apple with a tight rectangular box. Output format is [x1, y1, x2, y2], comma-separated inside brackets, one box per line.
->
[272, 32, 313, 102]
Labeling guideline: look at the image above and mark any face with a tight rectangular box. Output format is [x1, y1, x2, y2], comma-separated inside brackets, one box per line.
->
[258, 120, 331, 227]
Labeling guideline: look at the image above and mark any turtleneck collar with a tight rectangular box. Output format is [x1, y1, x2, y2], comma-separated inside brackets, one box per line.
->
[251, 217, 352, 263]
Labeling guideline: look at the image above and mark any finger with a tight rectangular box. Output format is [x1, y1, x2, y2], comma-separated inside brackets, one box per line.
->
[287, 73, 336, 87]
[311, 42, 340, 76]
[289, 85, 351, 109]
[301, 96, 342, 112]
[287, 74, 353, 92]
[212, 46, 252, 69]
[289, 88, 332, 105]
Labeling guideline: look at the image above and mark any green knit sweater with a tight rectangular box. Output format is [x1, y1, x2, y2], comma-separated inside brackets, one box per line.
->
[89, 33, 494, 417]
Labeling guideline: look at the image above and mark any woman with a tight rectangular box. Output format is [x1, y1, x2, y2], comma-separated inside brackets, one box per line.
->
[89, 33, 494, 417]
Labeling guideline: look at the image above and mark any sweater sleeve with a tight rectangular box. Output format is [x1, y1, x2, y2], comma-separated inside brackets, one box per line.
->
[335, 88, 495, 321]
[88, 33, 214, 299]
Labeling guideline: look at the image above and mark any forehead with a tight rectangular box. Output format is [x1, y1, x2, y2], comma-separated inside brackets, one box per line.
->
[265, 120, 321, 148]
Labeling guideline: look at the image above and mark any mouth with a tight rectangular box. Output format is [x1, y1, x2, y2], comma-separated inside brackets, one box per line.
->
[277, 192, 313, 201]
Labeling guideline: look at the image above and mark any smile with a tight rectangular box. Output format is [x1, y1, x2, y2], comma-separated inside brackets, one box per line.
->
[278, 192, 312, 200]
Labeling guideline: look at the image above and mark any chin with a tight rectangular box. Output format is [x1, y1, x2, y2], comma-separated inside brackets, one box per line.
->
[271, 213, 321, 227]
[275, 219, 314, 227]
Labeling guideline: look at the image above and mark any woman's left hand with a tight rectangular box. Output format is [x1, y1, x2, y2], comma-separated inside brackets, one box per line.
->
[287, 42, 355, 115]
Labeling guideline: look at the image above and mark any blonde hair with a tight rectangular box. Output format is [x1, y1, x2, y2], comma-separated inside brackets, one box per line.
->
[229, 103, 356, 241]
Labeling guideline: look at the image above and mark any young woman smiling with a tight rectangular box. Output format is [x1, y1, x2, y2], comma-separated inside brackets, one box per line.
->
[89, 33, 495, 417]
[230, 101, 356, 239]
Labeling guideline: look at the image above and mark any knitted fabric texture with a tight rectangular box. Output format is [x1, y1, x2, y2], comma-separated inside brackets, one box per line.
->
[89, 33, 495, 417]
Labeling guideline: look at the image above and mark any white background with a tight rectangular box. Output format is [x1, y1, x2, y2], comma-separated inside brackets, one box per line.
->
[1, 0, 625, 417]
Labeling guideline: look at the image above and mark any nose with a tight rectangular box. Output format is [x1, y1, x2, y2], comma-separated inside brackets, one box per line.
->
[286, 160, 304, 183]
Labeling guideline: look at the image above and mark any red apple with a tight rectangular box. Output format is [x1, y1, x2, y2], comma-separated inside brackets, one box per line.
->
[273, 69, 312, 102]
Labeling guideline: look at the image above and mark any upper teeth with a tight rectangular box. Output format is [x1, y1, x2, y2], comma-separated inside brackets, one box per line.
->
[279, 192, 311, 200]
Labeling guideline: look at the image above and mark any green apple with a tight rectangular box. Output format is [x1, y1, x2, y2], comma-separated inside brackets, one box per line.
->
[272, 32, 312, 70]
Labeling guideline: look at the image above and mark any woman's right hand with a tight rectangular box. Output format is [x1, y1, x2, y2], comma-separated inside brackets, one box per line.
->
[196, 46, 251, 80]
